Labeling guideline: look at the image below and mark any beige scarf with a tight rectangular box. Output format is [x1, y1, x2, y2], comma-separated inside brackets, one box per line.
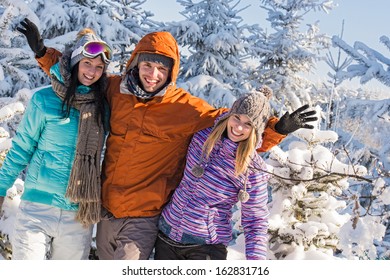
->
[51, 69, 104, 227]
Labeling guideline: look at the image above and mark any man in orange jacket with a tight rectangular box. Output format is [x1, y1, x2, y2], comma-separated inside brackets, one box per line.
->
[17, 19, 317, 260]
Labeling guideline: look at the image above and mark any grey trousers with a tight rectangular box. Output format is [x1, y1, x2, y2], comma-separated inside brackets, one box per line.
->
[12, 200, 93, 260]
[96, 208, 159, 260]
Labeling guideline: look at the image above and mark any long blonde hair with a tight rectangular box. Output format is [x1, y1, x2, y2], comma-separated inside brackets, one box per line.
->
[202, 117, 258, 176]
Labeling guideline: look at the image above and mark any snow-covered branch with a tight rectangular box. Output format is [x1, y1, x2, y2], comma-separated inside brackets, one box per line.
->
[332, 35, 390, 86]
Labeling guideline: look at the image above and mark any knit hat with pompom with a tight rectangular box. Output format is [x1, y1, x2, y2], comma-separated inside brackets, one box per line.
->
[218, 86, 273, 145]
[70, 28, 111, 69]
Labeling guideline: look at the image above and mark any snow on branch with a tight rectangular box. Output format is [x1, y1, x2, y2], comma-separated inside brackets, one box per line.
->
[380, 35, 390, 52]
[332, 35, 390, 87]
[0, 102, 25, 123]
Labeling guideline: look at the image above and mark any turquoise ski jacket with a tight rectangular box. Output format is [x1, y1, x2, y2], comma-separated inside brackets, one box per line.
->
[0, 64, 93, 211]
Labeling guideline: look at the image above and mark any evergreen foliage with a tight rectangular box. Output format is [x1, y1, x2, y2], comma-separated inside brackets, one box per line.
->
[0, 0, 389, 260]
[253, 0, 334, 111]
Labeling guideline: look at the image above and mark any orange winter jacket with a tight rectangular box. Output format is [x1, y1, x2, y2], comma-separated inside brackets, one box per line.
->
[37, 32, 285, 218]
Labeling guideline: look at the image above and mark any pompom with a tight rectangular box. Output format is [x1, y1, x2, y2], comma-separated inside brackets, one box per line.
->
[259, 85, 273, 100]
[191, 164, 204, 178]
[238, 190, 250, 203]
[76, 28, 96, 40]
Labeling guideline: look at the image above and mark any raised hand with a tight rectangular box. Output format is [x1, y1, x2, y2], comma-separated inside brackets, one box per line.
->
[274, 104, 318, 135]
[16, 18, 46, 57]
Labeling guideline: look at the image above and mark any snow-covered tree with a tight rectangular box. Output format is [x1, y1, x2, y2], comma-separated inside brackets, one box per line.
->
[0, 88, 32, 165]
[0, 88, 31, 260]
[328, 33, 390, 252]
[0, 0, 157, 97]
[1, 0, 389, 262]
[332, 34, 390, 87]
[0, 0, 50, 97]
[325, 21, 352, 88]
[252, 0, 334, 111]
[332, 97, 390, 258]
[264, 112, 383, 259]
[320, 21, 352, 129]
[75, 0, 161, 72]
[27, 0, 154, 48]
[337, 176, 389, 260]
[165, 0, 261, 107]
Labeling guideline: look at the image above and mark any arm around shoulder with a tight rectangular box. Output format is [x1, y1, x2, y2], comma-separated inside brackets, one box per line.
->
[257, 116, 286, 153]
[36, 48, 62, 76]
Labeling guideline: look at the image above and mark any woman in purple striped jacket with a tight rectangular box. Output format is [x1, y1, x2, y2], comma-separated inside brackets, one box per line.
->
[155, 86, 273, 260]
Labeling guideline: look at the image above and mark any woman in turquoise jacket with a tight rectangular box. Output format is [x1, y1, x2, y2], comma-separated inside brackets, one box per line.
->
[0, 25, 112, 260]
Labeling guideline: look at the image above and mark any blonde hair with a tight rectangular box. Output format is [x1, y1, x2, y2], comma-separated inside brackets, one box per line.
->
[202, 117, 258, 176]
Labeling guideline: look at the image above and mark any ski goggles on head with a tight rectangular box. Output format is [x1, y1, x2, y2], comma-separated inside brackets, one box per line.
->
[82, 41, 113, 64]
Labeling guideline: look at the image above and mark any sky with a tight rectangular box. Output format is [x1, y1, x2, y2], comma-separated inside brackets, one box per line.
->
[143, 0, 390, 92]
[144, 0, 390, 54]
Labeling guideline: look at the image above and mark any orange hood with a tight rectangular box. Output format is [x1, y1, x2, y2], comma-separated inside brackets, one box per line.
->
[125, 31, 180, 84]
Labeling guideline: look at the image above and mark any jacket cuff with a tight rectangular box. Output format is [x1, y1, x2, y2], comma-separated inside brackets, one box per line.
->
[36, 47, 62, 76]
[257, 117, 286, 152]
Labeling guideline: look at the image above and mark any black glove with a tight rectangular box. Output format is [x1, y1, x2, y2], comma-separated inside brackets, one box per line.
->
[274, 104, 318, 135]
[16, 18, 46, 57]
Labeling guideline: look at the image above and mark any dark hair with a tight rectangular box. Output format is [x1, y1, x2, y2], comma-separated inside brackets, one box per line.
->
[61, 63, 107, 125]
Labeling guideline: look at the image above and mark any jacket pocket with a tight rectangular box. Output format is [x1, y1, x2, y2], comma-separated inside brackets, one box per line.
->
[31, 151, 70, 195]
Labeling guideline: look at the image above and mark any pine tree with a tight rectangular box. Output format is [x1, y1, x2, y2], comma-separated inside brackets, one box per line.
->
[0, 0, 50, 97]
[29, 0, 159, 71]
[0, 88, 28, 260]
[166, 0, 261, 107]
[0, 0, 157, 97]
[0, 88, 32, 164]
[266, 117, 369, 259]
[252, 0, 334, 111]
[321, 20, 352, 129]
[332, 34, 390, 87]
[330, 28, 390, 255]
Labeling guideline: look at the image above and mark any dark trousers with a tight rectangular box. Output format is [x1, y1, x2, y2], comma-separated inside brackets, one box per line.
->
[154, 232, 227, 260]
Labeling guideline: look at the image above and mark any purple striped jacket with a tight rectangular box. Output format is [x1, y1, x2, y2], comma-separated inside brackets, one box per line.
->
[160, 125, 271, 260]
